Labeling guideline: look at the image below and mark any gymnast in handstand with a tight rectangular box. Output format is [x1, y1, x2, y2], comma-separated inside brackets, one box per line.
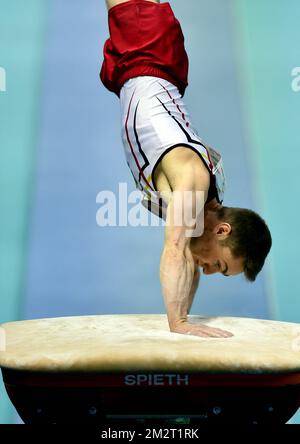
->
[100, 0, 272, 338]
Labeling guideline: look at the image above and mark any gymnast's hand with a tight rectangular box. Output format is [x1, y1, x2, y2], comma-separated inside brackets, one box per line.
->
[170, 321, 234, 338]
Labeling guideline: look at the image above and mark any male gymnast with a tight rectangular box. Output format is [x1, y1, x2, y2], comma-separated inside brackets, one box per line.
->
[100, 0, 272, 338]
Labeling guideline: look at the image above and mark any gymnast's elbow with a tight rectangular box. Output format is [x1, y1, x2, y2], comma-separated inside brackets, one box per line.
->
[160, 227, 195, 274]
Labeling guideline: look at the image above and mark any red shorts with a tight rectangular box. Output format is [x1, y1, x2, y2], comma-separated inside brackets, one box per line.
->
[100, 0, 189, 97]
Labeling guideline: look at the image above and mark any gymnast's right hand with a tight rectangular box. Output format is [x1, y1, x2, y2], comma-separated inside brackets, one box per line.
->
[170, 321, 234, 338]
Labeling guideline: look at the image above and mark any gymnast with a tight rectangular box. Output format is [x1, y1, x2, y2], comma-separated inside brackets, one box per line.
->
[100, 0, 272, 338]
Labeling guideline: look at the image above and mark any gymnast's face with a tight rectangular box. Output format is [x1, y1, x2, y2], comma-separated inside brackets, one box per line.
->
[190, 221, 244, 277]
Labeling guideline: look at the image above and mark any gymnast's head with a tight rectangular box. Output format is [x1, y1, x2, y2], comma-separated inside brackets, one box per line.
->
[190, 206, 272, 281]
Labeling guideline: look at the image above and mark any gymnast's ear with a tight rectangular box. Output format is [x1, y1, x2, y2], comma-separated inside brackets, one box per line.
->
[214, 223, 232, 239]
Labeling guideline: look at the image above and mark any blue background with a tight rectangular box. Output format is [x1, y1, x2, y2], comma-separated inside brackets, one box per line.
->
[0, 0, 299, 423]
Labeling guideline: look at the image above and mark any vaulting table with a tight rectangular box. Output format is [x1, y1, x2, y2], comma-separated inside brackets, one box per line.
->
[0, 314, 300, 424]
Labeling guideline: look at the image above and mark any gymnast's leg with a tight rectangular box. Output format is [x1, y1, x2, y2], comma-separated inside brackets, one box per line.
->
[105, 0, 160, 12]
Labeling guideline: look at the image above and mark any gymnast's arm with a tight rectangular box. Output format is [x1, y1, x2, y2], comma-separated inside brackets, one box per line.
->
[187, 266, 200, 315]
[160, 178, 233, 339]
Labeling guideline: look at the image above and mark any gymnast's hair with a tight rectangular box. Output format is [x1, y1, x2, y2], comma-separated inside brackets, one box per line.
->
[215, 206, 272, 282]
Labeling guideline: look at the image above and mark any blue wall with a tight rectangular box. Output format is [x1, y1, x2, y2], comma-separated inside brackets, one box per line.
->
[23, 0, 269, 323]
